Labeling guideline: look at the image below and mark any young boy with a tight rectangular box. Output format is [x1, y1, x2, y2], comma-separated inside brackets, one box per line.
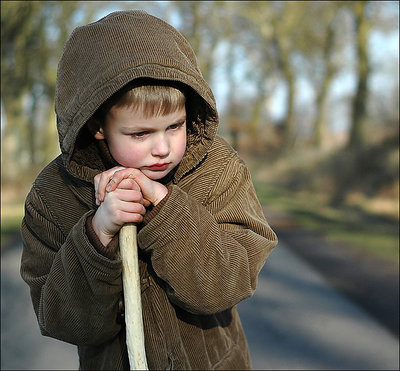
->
[20, 10, 278, 370]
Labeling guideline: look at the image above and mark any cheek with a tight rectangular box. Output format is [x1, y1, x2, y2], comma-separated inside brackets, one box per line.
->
[108, 141, 146, 168]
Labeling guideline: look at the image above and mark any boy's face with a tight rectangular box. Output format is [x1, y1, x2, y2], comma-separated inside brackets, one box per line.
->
[94, 105, 187, 180]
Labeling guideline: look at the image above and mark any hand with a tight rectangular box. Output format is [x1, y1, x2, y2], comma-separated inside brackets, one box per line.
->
[94, 167, 168, 207]
[92, 178, 146, 246]
[94, 166, 126, 206]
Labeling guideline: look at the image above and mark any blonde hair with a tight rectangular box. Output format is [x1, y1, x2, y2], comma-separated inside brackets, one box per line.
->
[94, 82, 186, 124]
[115, 85, 186, 118]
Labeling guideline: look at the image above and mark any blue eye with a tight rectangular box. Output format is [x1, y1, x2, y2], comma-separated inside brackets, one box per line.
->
[169, 121, 185, 130]
[131, 131, 149, 138]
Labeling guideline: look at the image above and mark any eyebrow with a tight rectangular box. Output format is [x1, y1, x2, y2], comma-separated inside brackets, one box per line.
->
[170, 115, 187, 125]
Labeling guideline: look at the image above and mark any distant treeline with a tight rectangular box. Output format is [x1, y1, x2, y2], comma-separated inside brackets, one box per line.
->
[1, 1, 398, 182]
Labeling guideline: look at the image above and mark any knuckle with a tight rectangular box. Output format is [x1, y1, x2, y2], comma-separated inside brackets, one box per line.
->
[133, 190, 142, 199]
[114, 210, 123, 221]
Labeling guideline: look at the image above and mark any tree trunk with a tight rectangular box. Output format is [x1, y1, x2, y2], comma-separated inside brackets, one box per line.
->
[312, 20, 336, 148]
[272, 25, 296, 151]
[348, 1, 370, 149]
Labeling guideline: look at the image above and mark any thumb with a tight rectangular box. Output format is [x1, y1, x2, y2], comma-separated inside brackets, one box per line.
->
[127, 169, 152, 191]
[127, 170, 167, 206]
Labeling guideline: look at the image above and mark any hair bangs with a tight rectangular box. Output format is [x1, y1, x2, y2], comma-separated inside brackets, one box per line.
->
[117, 85, 186, 118]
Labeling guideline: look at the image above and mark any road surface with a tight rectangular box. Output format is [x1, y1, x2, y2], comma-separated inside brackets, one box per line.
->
[1, 241, 399, 370]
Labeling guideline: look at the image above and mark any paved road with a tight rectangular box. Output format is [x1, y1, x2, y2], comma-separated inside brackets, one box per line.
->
[238, 242, 399, 370]
[1, 245, 78, 370]
[1, 242, 399, 370]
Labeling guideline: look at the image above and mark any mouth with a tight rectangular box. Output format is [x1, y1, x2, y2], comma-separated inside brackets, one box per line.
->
[146, 163, 170, 171]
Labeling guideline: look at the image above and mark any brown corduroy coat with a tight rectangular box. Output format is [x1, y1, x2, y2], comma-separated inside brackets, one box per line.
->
[20, 10, 278, 370]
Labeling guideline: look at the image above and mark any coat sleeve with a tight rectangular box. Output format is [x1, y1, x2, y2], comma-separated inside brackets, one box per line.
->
[20, 186, 123, 346]
[138, 155, 278, 315]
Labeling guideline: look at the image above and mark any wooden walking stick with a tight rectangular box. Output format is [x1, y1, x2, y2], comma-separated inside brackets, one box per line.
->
[119, 223, 148, 370]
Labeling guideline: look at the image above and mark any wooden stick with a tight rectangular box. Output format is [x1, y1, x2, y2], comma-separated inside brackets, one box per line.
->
[119, 223, 148, 370]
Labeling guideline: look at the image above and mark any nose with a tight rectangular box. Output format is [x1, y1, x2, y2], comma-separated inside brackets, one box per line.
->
[151, 133, 170, 158]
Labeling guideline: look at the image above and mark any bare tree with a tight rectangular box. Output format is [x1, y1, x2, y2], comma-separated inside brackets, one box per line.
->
[1, 2, 111, 181]
[347, 1, 371, 149]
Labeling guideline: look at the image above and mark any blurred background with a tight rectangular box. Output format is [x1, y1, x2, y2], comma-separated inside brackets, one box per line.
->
[1, 1, 399, 369]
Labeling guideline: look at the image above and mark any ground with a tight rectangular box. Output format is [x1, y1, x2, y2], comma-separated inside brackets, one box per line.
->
[266, 209, 399, 337]
[6, 210, 398, 338]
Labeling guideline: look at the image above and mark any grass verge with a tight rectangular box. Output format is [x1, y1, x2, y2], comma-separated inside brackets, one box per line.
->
[255, 183, 399, 263]
[1, 192, 25, 250]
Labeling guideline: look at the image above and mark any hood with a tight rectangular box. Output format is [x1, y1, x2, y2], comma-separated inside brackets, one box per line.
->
[55, 10, 218, 183]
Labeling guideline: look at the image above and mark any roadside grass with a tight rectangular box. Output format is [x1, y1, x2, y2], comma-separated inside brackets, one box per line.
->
[2, 143, 398, 264]
[7, 181, 396, 262]
[254, 183, 399, 263]
[1, 190, 25, 250]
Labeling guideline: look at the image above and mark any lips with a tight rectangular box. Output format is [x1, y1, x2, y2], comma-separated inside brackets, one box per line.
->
[147, 163, 170, 171]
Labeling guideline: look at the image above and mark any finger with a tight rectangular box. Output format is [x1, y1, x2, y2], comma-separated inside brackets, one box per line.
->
[117, 211, 144, 224]
[106, 168, 141, 192]
[95, 173, 110, 204]
[94, 166, 125, 191]
[94, 168, 115, 201]
[126, 168, 146, 183]
[100, 193, 146, 223]
[113, 189, 144, 204]
[95, 166, 125, 202]
[126, 170, 161, 205]
[114, 178, 140, 191]
[119, 201, 147, 216]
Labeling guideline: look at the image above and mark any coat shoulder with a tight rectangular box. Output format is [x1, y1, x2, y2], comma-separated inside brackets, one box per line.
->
[209, 135, 240, 162]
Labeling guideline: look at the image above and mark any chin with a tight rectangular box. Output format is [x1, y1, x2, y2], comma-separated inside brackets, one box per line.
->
[143, 170, 168, 180]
